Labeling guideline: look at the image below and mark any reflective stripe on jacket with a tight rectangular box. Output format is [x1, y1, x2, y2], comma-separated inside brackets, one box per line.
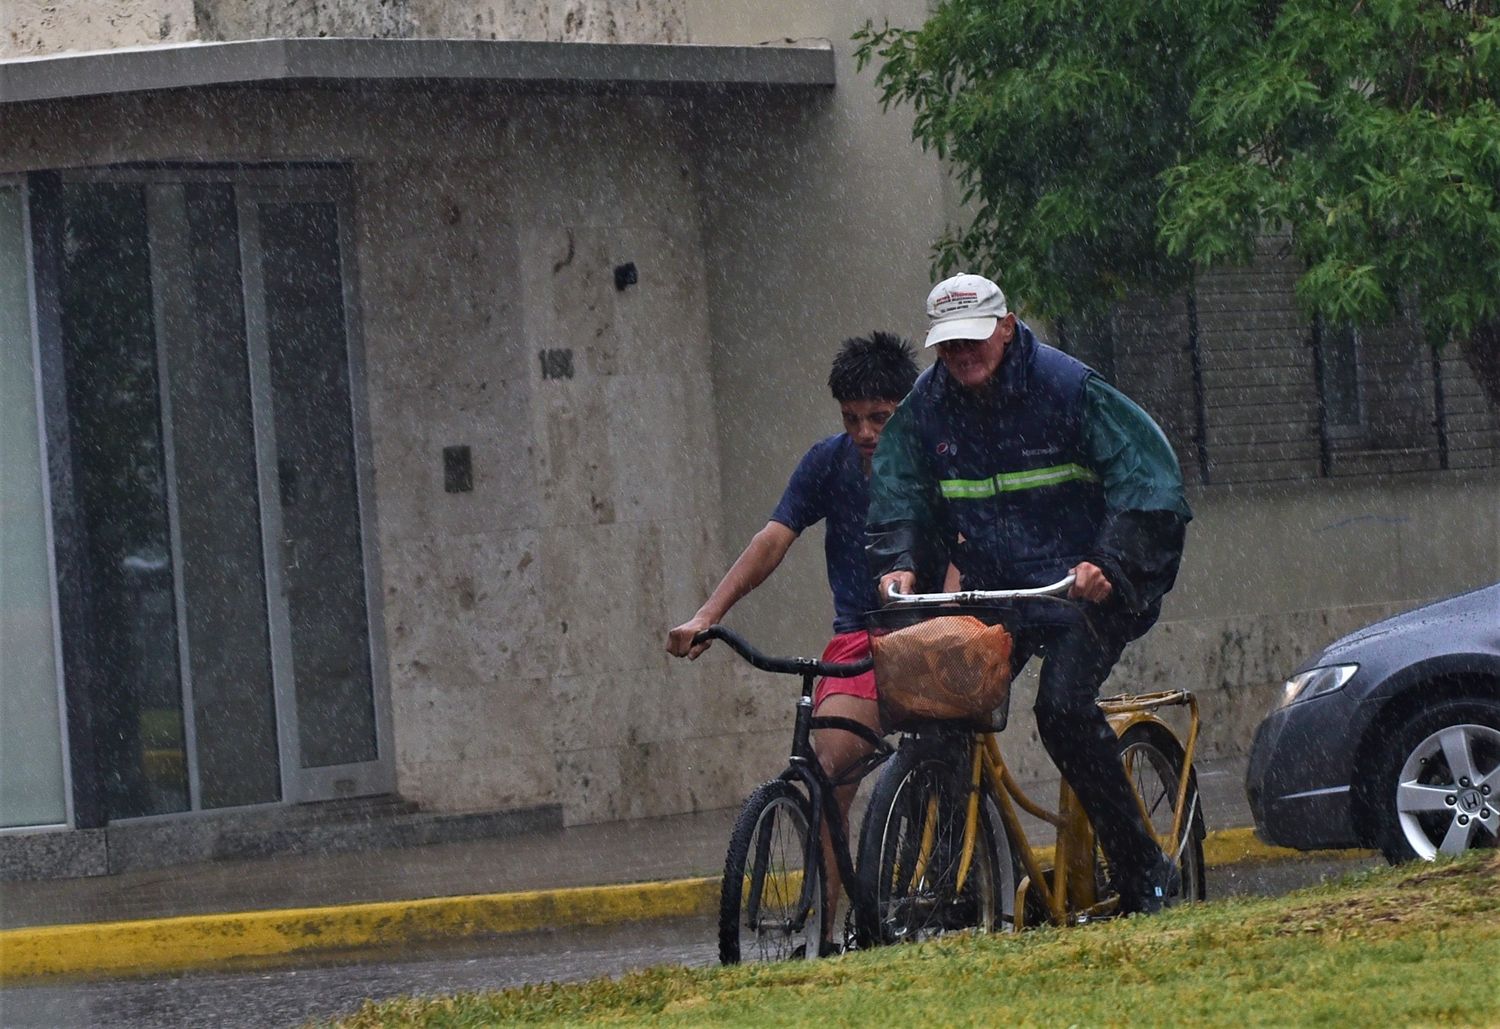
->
[872, 324, 1105, 589]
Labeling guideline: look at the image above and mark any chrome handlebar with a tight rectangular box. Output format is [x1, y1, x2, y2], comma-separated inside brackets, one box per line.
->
[883, 573, 1076, 606]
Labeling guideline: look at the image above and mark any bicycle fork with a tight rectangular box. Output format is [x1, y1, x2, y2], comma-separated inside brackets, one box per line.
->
[951, 743, 985, 895]
[748, 668, 873, 936]
[905, 742, 984, 906]
[743, 800, 834, 936]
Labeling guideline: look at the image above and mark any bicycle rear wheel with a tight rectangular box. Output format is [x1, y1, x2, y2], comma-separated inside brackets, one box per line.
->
[1116, 721, 1207, 903]
[719, 779, 825, 964]
[855, 736, 1013, 946]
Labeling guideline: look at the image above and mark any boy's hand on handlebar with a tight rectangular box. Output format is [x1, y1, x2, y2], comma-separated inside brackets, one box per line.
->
[1068, 562, 1113, 603]
[879, 570, 916, 603]
[667, 616, 715, 660]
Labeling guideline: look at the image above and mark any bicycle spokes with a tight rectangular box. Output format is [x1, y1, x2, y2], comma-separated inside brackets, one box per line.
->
[875, 761, 991, 941]
[722, 783, 823, 964]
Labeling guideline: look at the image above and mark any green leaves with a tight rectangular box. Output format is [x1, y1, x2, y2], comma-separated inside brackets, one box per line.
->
[852, 0, 1254, 321]
[1162, 0, 1500, 360]
[1296, 258, 1392, 326]
[857, 0, 1500, 405]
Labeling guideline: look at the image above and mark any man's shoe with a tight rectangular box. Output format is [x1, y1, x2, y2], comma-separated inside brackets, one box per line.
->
[1119, 854, 1182, 916]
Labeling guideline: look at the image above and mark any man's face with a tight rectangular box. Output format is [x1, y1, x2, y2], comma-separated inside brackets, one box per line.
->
[840, 398, 900, 462]
[936, 314, 1014, 390]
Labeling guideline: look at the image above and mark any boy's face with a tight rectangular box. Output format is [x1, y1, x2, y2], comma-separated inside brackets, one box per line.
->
[841, 398, 900, 463]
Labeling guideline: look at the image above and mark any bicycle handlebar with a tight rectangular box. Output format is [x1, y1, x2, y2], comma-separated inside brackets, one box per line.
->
[690, 625, 873, 678]
[883, 573, 1077, 606]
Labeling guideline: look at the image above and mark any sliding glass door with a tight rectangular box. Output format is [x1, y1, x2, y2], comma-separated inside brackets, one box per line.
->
[47, 171, 389, 818]
[1, 181, 69, 829]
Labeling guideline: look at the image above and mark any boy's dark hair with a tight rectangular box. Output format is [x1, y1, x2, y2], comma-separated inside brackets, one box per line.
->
[827, 331, 920, 403]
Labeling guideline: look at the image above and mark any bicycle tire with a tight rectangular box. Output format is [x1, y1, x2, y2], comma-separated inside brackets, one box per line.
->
[854, 736, 1016, 946]
[719, 779, 825, 965]
[1114, 720, 1208, 903]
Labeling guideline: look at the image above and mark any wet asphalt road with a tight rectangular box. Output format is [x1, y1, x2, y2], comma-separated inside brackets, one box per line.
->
[0, 856, 1381, 1029]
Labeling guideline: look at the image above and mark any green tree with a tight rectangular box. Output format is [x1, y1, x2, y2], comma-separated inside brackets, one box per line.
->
[1160, 0, 1500, 408]
[853, 1, 1255, 323]
[856, 0, 1500, 408]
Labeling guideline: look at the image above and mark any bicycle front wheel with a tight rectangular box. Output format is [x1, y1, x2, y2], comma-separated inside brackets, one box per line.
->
[855, 737, 1007, 946]
[719, 779, 825, 965]
[1118, 721, 1207, 903]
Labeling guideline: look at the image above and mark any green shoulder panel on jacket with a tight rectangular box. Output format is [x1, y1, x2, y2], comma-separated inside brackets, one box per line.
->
[868, 399, 936, 529]
[1082, 377, 1193, 519]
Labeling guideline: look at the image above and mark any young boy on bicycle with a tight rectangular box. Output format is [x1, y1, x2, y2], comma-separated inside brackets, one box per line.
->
[666, 331, 921, 952]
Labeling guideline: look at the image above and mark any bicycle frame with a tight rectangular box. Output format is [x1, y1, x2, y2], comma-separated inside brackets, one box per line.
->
[880, 577, 1202, 930]
[757, 667, 891, 937]
[693, 625, 891, 942]
[897, 690, 1200, 930]
[984, 690, 1201, 928]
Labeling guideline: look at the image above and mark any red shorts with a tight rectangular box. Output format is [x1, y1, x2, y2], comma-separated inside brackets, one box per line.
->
[813, 631, 878, 708]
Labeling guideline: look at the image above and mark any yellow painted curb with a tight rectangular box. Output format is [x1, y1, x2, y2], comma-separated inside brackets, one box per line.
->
[1201, 826, 1375, 866]
[0, 875, 720, 982]
[1020, 827, 1374, 874]
[0, 828, 1378, 982]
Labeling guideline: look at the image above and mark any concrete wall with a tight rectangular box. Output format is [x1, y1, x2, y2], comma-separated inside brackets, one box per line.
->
[1129, 473, 1500, 765]
[2, 0, 686, 56]
[0, 81, 794, 822]
[2, 0, 196, 56]
[6, 0, 1498, 831]
[680, 0, 1500, 788]
[683, 0, 947, 666]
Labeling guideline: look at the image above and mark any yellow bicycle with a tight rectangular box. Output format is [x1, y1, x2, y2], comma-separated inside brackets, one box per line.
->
[855, 577, 1206, 945]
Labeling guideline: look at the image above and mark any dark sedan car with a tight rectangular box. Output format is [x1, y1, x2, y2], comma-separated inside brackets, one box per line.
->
[1246, 581, 1499, 862]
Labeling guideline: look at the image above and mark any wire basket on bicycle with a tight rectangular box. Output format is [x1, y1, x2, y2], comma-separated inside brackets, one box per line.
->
[866, 589, 1083, 734]
[868, 613, 1013, 732]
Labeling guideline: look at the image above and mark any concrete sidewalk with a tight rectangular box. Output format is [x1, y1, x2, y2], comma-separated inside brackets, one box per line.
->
[0, 755, 1371, 981]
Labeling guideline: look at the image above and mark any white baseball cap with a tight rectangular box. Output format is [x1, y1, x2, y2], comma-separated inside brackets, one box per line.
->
[924, 273, 1008, 348]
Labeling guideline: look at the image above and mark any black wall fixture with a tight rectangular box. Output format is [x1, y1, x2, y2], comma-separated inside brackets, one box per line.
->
[443, 445, 473, 493]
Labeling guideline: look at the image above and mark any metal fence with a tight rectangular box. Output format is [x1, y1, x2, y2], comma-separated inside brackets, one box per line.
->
[1069, 239, 1500, 487]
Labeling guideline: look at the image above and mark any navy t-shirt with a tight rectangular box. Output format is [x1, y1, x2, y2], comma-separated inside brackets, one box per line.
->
[770, 434, 877, 634]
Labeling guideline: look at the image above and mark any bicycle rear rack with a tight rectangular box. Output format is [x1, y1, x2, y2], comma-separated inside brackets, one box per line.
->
[1095, 688, 1196, 714]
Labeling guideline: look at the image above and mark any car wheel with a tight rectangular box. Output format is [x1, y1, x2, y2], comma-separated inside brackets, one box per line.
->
[1372, 697, 1500, 864]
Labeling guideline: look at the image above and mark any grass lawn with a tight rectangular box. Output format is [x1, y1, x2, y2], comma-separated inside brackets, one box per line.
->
[335, 852, 1500, 1027]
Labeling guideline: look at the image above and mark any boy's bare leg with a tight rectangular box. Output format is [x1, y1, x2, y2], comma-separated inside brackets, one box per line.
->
[812, 693, 881, 946]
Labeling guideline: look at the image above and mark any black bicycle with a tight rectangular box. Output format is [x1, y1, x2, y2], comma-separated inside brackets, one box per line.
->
[691, 625, 892, 964]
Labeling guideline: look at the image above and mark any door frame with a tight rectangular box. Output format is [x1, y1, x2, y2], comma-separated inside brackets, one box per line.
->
[236, 179, 393, 803]
[54, 165, 394, 810]
[0, 173, 75, 831]
[143, 182, 204, 812]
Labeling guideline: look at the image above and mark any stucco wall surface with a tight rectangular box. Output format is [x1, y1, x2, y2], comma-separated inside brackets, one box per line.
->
[4, 0, 1498, 834]
[2, 0, 686, 56]
[0, 83, 795, 822]
[681, 0, 1500, 790]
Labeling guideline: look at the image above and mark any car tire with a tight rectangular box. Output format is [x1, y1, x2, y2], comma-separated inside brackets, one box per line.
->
[1371, 696, 1500, 864]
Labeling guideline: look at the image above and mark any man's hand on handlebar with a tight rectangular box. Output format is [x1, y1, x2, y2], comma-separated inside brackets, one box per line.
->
[1068, 562, 1114, 603]
[879, 570, 916, 604]
[667, 615, 716, 660]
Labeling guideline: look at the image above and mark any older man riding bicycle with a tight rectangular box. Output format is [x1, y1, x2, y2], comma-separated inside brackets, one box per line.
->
[869, 273, 1192, 915]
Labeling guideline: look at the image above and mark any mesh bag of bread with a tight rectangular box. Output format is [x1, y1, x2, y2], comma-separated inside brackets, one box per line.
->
[870, 615, 1015, 732]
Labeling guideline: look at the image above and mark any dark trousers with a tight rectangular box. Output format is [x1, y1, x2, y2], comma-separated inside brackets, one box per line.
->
[1012, 608, 1164, 882]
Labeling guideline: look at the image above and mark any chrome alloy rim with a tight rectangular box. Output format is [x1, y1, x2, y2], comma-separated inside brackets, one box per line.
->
[1395, 723, 1500, 860]
[744, 795, 820, 962]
